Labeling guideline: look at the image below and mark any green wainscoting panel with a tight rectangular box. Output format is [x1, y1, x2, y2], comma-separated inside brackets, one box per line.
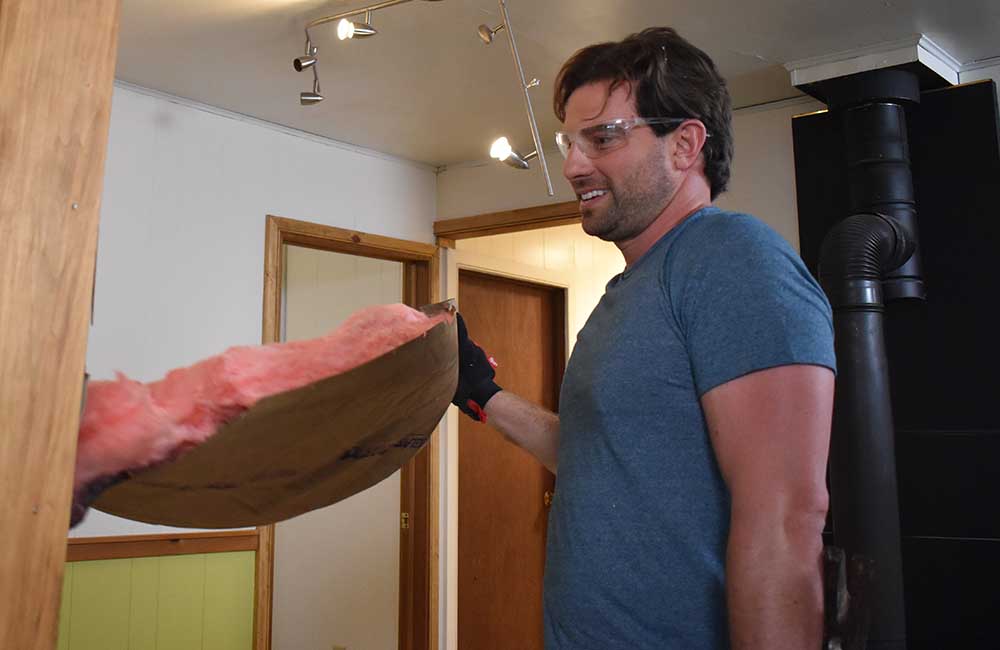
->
[203, 552, 255, 650]
[58, 564, 73, 650]
[70, 559, 133, 649]
[56, 552, 255, 650]
[129, 557, 160, 650]
[157, 554, 207, 649]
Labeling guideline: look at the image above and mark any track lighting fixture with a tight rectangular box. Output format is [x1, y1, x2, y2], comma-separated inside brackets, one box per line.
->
[293, 0, 443, 107]
[490, 136, 536, 169]
[477, 23, 505, 45]
[288, 0, 552, 196]
[294, 40, 323, 105]
[479, 0, 554, 195]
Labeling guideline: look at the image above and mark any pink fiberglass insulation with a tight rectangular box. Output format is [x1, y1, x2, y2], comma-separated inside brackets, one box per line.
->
[73, 303, 452, 518]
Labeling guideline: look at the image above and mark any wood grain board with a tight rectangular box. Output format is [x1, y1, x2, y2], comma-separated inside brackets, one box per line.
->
[0, 0, 122, 648]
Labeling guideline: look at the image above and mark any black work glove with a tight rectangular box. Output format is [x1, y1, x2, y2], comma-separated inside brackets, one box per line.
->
[452, 312, 502, 422]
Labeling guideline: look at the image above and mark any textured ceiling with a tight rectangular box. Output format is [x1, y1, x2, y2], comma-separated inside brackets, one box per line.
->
[114, 0, 1000, 166]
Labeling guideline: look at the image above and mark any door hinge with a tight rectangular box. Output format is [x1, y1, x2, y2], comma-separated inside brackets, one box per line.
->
[400, 512, 410, 529]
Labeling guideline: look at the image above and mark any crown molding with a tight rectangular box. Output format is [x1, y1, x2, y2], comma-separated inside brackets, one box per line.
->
[784, 34, 961, 88]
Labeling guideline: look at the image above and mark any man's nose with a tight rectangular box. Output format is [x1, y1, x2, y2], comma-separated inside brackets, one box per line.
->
[562, 141, 594, 182]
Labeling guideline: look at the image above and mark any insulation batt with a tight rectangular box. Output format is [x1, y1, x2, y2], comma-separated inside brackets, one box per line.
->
[72, 303, 451, 525]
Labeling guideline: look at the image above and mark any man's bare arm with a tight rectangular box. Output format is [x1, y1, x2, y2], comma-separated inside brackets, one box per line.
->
[701, 364, 834, 649]
[482, 391, 560, 473]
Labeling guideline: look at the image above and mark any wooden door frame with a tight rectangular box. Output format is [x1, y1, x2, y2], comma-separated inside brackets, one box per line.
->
[437, 215, 578, 650]
[433, 200, 580, 246]
[259, 215, 441, 650]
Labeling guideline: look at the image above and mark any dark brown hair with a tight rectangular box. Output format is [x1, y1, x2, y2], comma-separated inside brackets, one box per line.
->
[554, 27, 733, 199]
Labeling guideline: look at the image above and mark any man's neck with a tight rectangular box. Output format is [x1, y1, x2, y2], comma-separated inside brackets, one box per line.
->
[617, 174, 712, 266]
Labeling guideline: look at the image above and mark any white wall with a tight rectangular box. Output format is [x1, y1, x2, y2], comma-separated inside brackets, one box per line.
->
[71, 82, 437, 538]
[715, 97, 824, 250]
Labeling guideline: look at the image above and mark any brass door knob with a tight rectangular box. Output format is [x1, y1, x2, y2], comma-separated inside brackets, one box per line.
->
[543, 490, 553, 508]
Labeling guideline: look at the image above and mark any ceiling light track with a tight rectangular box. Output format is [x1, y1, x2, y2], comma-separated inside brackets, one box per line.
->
[480, 0, 554, 196]
[305, 0, 434, 32]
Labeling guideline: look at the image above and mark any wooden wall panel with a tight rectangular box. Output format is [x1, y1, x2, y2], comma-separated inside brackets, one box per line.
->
[0, 1, 122, 648]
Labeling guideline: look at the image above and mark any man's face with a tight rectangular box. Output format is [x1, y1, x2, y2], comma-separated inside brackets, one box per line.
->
[561, 81, 677, 243]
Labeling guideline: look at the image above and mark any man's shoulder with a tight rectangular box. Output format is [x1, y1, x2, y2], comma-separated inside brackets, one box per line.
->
[665, 207, 794, 269]
[679, 207, 785, 245]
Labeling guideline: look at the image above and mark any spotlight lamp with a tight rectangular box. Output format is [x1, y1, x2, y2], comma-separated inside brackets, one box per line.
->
[300, 68, 324, 106]
[338, 11, 377, 40]
[293, 54, 317, 71]
[477, 23, 505, 45]
[490, 136, 536, 170]
[292, 41, 318, 72]
[479, 0, 554, 196]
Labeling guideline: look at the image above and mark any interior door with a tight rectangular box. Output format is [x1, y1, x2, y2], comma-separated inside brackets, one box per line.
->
[457, 270, 565, 650]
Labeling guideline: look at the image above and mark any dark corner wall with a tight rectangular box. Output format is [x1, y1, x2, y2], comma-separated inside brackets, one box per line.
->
[793, 79, 1000, 650]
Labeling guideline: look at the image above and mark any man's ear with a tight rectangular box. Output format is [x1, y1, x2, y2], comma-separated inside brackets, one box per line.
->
[671, 120, 708, 171]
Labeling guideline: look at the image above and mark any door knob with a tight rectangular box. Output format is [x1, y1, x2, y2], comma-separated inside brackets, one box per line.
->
[543, 490, 553, 508]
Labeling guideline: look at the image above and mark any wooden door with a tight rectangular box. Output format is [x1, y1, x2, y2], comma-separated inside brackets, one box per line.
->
[458, 271, 565, 650]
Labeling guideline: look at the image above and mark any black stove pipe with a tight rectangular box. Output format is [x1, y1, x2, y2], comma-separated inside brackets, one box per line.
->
[819, 214, 914, 650]
[814, 68, 927, 650]
[838, 73, 926, 302]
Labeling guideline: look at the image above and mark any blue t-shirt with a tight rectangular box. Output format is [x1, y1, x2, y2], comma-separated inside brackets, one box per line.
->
[544, 207, 836, 649]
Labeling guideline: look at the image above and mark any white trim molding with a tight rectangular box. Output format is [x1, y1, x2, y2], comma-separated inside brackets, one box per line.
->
[960, 56, 1000, 74]
[784, 34, 962, 88]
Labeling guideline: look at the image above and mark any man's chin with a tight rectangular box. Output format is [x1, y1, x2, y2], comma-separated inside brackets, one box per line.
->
[581, 216, 617, 242]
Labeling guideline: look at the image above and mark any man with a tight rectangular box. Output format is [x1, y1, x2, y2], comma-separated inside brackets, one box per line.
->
[453, 27, 835, 649]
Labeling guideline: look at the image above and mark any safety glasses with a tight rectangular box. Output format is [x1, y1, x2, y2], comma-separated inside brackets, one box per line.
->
[555, 117, 697, 159]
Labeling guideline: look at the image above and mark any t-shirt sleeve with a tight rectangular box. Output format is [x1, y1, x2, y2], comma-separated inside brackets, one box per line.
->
[663, 213, 836, 397]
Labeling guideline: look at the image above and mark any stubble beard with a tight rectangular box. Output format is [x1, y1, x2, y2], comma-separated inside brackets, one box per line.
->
[580, 146, 676, 244]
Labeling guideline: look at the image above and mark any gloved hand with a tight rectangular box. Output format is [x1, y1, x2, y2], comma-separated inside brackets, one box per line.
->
[452, 312, 502, 422]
